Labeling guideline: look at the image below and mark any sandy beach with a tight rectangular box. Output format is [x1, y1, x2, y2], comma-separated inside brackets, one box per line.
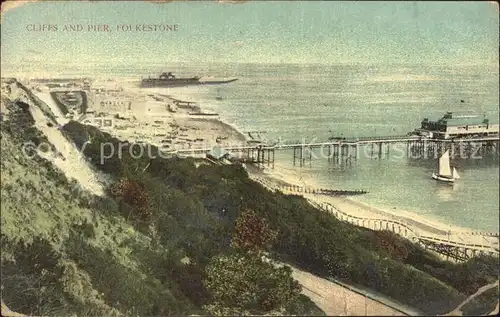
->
[4, 77, 408, 317]
[247, 161, 499, 251]
[26, 79, 250, 155]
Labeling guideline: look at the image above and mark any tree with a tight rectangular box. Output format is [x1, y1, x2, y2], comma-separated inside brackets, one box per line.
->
[231, 209, 277, 253]
[203, 210, 300, 315]
[203, 252, 301, 316]
[109, 178, 151, 221]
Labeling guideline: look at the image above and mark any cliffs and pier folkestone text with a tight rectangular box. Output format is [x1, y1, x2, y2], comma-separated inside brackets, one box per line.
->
[26, 24, 179, 32]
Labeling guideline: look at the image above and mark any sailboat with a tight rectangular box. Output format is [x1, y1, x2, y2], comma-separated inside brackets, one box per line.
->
[432, 150, 460, 183]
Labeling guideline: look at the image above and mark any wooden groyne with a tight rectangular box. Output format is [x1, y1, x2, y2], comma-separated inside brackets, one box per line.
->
[253, 177, 367, 196]
[282, 185, 368, 196]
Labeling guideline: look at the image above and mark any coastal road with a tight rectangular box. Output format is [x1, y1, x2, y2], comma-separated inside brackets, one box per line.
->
[441, 280, 499, 316]
[291, 265, 417, 316]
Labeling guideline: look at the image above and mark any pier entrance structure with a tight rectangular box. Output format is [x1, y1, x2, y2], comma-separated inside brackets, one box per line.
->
[413, 111, 499, 140]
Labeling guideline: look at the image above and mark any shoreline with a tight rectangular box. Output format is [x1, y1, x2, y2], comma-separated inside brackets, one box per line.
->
[20, 77, 499, 240]
[7, 77, 498, 315]
[205, 111, 497, 238]
[26, 79, 251, 155]
[260, 162, 492, 233]
[247, 161, 499, 248]
[186, 116, 248, 143]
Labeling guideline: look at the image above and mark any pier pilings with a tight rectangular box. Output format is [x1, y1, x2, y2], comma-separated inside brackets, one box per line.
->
[244, 146, 275, 167]
[290, 137, 499, 167]
[197, 135, 499, 169]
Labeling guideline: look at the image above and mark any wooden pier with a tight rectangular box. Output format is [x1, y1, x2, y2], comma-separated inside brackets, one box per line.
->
[240, 145, 276, 168]
[177, 134, 500, 168]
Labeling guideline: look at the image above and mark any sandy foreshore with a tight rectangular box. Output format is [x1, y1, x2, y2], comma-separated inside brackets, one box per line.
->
[247, 161, 499, 250]
[92, 90, 248, 152]
[25, 79, 250, 156]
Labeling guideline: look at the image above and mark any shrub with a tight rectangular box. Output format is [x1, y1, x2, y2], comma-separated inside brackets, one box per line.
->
[460, 285, 499, 316]
[57, 120, 499, 316]
[110, 178, 152, 221]
[203, 251, 302, 315]
[1, 236, 68, 316]
[374, 230, 409, 261]
[231, 209, 277, 253]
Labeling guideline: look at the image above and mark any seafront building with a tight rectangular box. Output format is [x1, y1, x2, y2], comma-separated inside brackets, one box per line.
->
[415, 112, 499, 139]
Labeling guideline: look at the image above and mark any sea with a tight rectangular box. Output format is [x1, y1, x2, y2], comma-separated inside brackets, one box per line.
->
[6, 62, 499, 232]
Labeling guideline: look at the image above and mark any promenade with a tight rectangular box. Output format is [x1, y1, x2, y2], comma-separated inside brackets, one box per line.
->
[250, 175, 499, 262]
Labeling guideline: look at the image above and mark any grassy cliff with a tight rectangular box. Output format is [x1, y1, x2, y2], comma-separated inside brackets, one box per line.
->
[63, 120, 500, 315]
[1, 100, 198, 316]
[1, 98, 321, 316]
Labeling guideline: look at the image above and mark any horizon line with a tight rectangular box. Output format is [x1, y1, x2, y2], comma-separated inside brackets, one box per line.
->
[2, 60, 498, 68]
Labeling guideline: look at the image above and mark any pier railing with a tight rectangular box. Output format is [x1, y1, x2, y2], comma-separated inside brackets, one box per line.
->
[177, 135, 499, 155]
[276, 135, 417, 146]
[273, 136, 500, 148]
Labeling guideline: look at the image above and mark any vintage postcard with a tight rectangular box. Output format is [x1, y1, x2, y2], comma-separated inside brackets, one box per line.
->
[1, 1, 499, 316]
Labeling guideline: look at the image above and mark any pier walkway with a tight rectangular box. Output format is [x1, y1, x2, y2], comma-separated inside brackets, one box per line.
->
[176, 135, 500, 154]
[177, 133, 500, 167]
[277, 135, 500, 147]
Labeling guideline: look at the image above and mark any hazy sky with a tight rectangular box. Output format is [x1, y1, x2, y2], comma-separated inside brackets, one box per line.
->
[1, 1, 498, 68]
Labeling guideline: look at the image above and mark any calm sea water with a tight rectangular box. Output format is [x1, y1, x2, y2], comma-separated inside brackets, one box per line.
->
[8, 62, 499, 232]
[162, 63, 500, 232]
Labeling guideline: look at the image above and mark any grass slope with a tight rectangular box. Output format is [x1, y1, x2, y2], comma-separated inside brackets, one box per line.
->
[1, 97, 321, 316]
[1, 98, 497, 316]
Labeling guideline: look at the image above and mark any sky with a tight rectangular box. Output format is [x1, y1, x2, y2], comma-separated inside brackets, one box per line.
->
[1, 0, 498, 69]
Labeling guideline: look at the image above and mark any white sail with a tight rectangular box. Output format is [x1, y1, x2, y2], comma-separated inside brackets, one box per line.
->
[452, 167, 460, 179]
[438, 150, 452, 177]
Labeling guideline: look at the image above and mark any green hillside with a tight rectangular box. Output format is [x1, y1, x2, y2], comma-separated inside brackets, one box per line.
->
[1, 97, 321, 316]
[1, 98, 498, 316]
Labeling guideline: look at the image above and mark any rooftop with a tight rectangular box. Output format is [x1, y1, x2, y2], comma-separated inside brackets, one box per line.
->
[427, 112, 499, 126]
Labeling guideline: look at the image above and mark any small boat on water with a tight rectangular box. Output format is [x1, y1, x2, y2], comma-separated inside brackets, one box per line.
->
[432, 150, 460, 183]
